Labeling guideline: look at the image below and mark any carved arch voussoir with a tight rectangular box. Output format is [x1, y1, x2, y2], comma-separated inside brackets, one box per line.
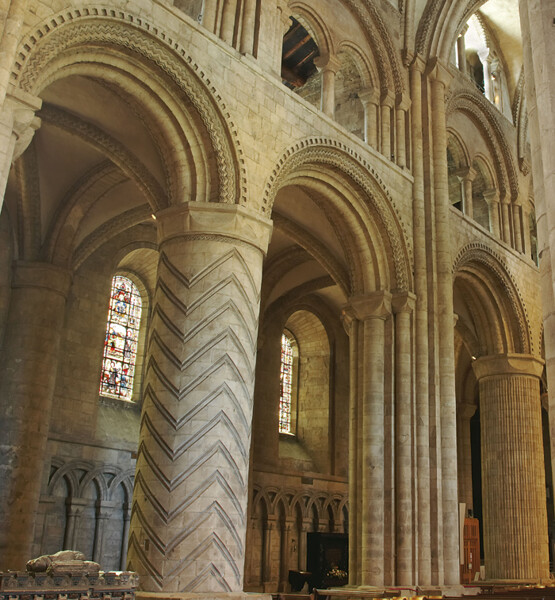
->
[452, 241, 532, 355]
[264, 138, 412, 293]
[12, 8, 246, 206]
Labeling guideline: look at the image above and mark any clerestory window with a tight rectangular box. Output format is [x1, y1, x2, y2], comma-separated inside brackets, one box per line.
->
[99, 275, 142, 401]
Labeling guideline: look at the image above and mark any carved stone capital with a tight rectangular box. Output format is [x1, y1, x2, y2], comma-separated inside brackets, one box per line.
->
[155, 202, 273, 254]
[314, 54, 342, 74]
[4, 84, 42, 161]
[426, 57, 453, 89]
[455, 166, 477, 182]
[392, 291, 416, 314]
[358, 87, 380, 106]
[472, 354, 544, 381]
[343, 290, 392, 322]
[396, 92, 411, 111]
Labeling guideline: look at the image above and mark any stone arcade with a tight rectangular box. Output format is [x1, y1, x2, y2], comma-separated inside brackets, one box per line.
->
[1, 0, 555, 596]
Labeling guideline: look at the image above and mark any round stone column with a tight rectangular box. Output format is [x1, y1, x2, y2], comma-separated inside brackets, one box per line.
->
[343, 291, 391, 587]
[0, 261, 72, 569]
[473, 354, 550, 581]
[127, 202, 272, 593]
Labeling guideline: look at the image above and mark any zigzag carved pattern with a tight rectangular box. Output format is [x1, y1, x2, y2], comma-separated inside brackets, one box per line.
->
[128, 245, 262, 592]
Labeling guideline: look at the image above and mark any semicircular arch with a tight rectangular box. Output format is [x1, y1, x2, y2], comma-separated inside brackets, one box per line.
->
[453, 242, 532, 355]
[12, 9, 246, 208]
[265, 139, 412, 295]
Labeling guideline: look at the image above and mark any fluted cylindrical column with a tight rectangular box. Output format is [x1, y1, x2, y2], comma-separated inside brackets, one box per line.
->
[344, 292, 391, 587]
[473, 354, 549, 580]
[429, 59, 459, 585]
[393, 292, 415, 584]
[410, 58, 432, 585]
[0, 261, 71, 569]
[128, 203, 272, 592]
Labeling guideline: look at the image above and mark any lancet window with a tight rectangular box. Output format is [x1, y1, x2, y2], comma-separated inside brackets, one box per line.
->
[99, 275, 142, 401]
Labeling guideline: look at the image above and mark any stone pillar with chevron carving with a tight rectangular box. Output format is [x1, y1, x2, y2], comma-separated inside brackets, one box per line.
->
[128, 202, 273, 594]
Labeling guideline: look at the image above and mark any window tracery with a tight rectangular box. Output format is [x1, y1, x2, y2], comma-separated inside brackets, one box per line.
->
[99, 275, 142, 401]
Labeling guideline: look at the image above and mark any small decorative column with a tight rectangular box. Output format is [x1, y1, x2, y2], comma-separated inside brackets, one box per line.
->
[456, 166, 476, 219]
[0, 262, 72, 569]
[522, 203, 532, 258]
[298, 520, 311, 571]
[262, 516, 277, 591]
[513, 204, 524, 253]
[273, 0, 291, 77]
[479, 49, 493, 102]
[128, 202, 272, 593]
[395, 94, 410, 169]
[220, 0, 238, 45]
[240, 0, 257, 55]
[484, 189, 501, 237]
[93, 501, 115, 563]
[473, 355, 550, 580]
[500, 196, 512, 244]
[359, 88, 379, 149]
[120, 504, 132, 570]
[202, 0, 218, 34]
[343, 291, 392, 587]
[380, 90, 395, 160]
[392, 292, 416, 585]
[457, 25, 469, 74]
[279, 518, 295, 591]
[64, 499, 86, 551]
[314, 54, 341, 119]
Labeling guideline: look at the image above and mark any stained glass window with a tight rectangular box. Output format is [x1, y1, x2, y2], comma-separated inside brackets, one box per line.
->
[99, 275, 142, 401]
[279, 333, 294, 434]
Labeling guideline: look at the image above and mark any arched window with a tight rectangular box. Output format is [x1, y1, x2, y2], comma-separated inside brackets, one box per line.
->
[99, 275, 142, 401]
[279, 332, 295, 434]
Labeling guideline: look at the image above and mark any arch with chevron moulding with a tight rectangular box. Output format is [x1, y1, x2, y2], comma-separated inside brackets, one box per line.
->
[11, 7, 247, 208]
[264, 138, 413, 295]
[452, 242, 533, 355]
[447, 89, 519, 202]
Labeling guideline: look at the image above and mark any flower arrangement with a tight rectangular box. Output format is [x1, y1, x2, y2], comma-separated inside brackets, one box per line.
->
[325, 566, 348, 579]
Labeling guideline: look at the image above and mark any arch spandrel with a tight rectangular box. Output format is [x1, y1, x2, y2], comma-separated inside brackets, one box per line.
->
[453, 242, 532, 356]
[264, 138, 413, 296]
[11, 9, 246, 208]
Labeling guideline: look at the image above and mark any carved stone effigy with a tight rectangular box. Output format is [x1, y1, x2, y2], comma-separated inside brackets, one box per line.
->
[0, 552, 138, 600]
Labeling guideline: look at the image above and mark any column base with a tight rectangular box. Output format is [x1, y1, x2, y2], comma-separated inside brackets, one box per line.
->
[137, 593, 272, 600]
